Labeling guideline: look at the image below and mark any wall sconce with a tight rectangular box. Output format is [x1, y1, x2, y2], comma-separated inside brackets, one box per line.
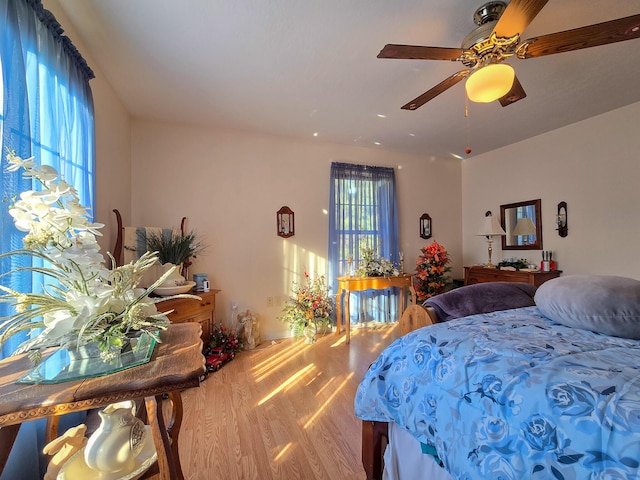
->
[419, 213, 432, 239]
[276, 206, 294, 238]
[556, 201, 568, 237]
[476, 211, 506, 268]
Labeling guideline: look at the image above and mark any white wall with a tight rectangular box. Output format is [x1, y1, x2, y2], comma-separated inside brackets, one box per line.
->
[131, 120, 462, 339]
[462, 101, 640, 278]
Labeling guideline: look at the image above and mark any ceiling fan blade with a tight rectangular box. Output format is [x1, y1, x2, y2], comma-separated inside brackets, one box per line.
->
[401, 71, 468, 110]
[378, 44, 464, 60]
[492, 0, 549, 38]
[519, 13, 640, 58]
[499, 75, 526, 107]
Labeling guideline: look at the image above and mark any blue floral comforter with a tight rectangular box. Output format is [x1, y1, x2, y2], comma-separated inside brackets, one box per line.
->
[354, 307, 640, 479]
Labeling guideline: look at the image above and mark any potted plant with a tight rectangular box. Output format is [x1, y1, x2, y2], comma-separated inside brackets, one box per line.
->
[279, 273, 333, 343]
[143, 230, 205, 286]
[413, 241, 452, 302]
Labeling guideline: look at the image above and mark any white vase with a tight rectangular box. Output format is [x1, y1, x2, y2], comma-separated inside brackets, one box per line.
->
[84, 400, 146, 475]
[159, 263, 185, 287]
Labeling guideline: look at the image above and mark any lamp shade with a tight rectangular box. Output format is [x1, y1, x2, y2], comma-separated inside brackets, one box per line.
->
[477, 215, 506, 237]
[512, 217, 536, 236]
[465, 64, 515, 103]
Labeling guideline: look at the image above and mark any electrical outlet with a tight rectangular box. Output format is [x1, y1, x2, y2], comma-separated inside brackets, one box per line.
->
[274, 296, 282, 307]
[267, 296, 273, 307]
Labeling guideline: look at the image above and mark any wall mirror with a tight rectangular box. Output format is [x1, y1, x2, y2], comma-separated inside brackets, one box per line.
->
[557, 201, 568, 237]
[500, 199, 543, 250]
[276, 206, 295, 238]
[419, 213, 432, 239]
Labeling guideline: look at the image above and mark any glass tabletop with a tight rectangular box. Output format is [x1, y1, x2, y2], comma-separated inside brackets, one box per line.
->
[17, 334, 157, 384]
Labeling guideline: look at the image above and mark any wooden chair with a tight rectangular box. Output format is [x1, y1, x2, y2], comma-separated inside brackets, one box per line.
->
[111, 209, 191, 272]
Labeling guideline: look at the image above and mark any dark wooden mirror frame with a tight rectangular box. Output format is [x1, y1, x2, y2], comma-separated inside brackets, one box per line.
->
[277, 206, 295, 238]
[500, 199, 543, 250]
[557, 201, 568, 237]
[419, 213, 432, 239]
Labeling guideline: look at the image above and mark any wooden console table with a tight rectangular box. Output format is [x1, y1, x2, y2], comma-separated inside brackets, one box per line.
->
[0, 323, 205, 480]
[464, 266, 561, 287]
[336, 274, 416, 344]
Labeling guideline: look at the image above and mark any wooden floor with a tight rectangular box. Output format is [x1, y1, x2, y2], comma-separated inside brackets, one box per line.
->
[178, 325, 401, 480]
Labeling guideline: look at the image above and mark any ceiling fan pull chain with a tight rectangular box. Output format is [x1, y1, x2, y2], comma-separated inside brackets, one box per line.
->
[465, 94, 472, 155]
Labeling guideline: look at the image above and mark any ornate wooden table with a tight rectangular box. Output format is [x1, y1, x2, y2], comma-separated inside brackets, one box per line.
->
[0, 323, 205, 480]
[335, 274, 416, 344]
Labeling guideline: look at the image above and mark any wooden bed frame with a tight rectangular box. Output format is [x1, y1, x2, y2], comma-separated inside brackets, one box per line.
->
[361, 304, 440, 480]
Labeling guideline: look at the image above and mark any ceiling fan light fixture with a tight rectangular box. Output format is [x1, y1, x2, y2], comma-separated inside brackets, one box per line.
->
[465, 64, 515, 103]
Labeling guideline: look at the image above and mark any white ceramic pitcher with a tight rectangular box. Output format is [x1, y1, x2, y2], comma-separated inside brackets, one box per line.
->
[84, 400, 146, 475]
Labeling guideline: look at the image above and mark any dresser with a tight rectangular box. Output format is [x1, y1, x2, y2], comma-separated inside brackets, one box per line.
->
[158, 289, 220, 343]
[464, 266, 561, 287]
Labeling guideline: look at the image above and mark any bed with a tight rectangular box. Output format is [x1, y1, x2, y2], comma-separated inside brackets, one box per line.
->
[355, 276, 640, 480]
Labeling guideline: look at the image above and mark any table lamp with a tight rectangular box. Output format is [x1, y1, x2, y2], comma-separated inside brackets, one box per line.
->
[476, 213, 506, 268]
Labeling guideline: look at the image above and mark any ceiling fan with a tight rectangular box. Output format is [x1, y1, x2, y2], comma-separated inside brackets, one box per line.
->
[378, 0, 640, 109]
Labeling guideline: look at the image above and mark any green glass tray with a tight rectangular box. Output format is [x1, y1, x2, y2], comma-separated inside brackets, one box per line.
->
[17, 334, 157, 384]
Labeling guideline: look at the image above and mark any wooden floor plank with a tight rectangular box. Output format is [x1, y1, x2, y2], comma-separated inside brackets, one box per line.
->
[178, 325, 400, 479]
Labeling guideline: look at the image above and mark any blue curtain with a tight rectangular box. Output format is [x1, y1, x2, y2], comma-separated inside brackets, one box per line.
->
[328, 162, 399, 324]
[0, 1, 94, 477]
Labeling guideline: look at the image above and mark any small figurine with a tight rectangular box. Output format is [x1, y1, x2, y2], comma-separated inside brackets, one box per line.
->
[237, 309, 260, 350]
[43, 424, 88, 480]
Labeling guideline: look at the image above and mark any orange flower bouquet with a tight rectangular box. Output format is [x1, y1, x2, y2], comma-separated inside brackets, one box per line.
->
[414, 241, 452, 302]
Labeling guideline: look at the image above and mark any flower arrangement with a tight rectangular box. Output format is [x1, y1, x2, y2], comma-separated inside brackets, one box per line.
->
[414, 241, 452, 302]
[0, 151, 198, 363]
[355, 247, 399, 277]
[208, 323, 242, 354]
[279, 272, 333, 340]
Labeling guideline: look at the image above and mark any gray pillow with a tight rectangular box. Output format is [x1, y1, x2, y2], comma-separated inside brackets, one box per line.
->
[535, 275, 640, 339]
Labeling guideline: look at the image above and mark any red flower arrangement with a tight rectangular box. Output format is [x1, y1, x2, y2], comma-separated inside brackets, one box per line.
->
[208, 323, 243, 354]
[414, 241, 452, 302]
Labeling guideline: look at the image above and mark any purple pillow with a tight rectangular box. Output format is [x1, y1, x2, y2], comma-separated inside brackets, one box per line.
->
[424, 281, 537, 322]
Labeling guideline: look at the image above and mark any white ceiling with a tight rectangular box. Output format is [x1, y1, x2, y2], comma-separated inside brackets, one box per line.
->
[56, 0, 640, 160]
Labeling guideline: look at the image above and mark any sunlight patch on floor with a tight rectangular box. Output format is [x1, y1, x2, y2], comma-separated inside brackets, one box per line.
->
[274, 442, 293, 462]
[251, 340, 307, 382]
[258, 363, 316, 406]
[303, 372, 354, 429]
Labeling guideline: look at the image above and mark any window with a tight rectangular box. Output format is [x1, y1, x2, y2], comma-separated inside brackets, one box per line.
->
[328, 162, 399, 324]
[1, 0, 95, 357]
[0, 1, 95, 477]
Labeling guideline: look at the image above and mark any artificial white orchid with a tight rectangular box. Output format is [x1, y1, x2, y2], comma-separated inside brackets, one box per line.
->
[0, 149, 197, 363]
